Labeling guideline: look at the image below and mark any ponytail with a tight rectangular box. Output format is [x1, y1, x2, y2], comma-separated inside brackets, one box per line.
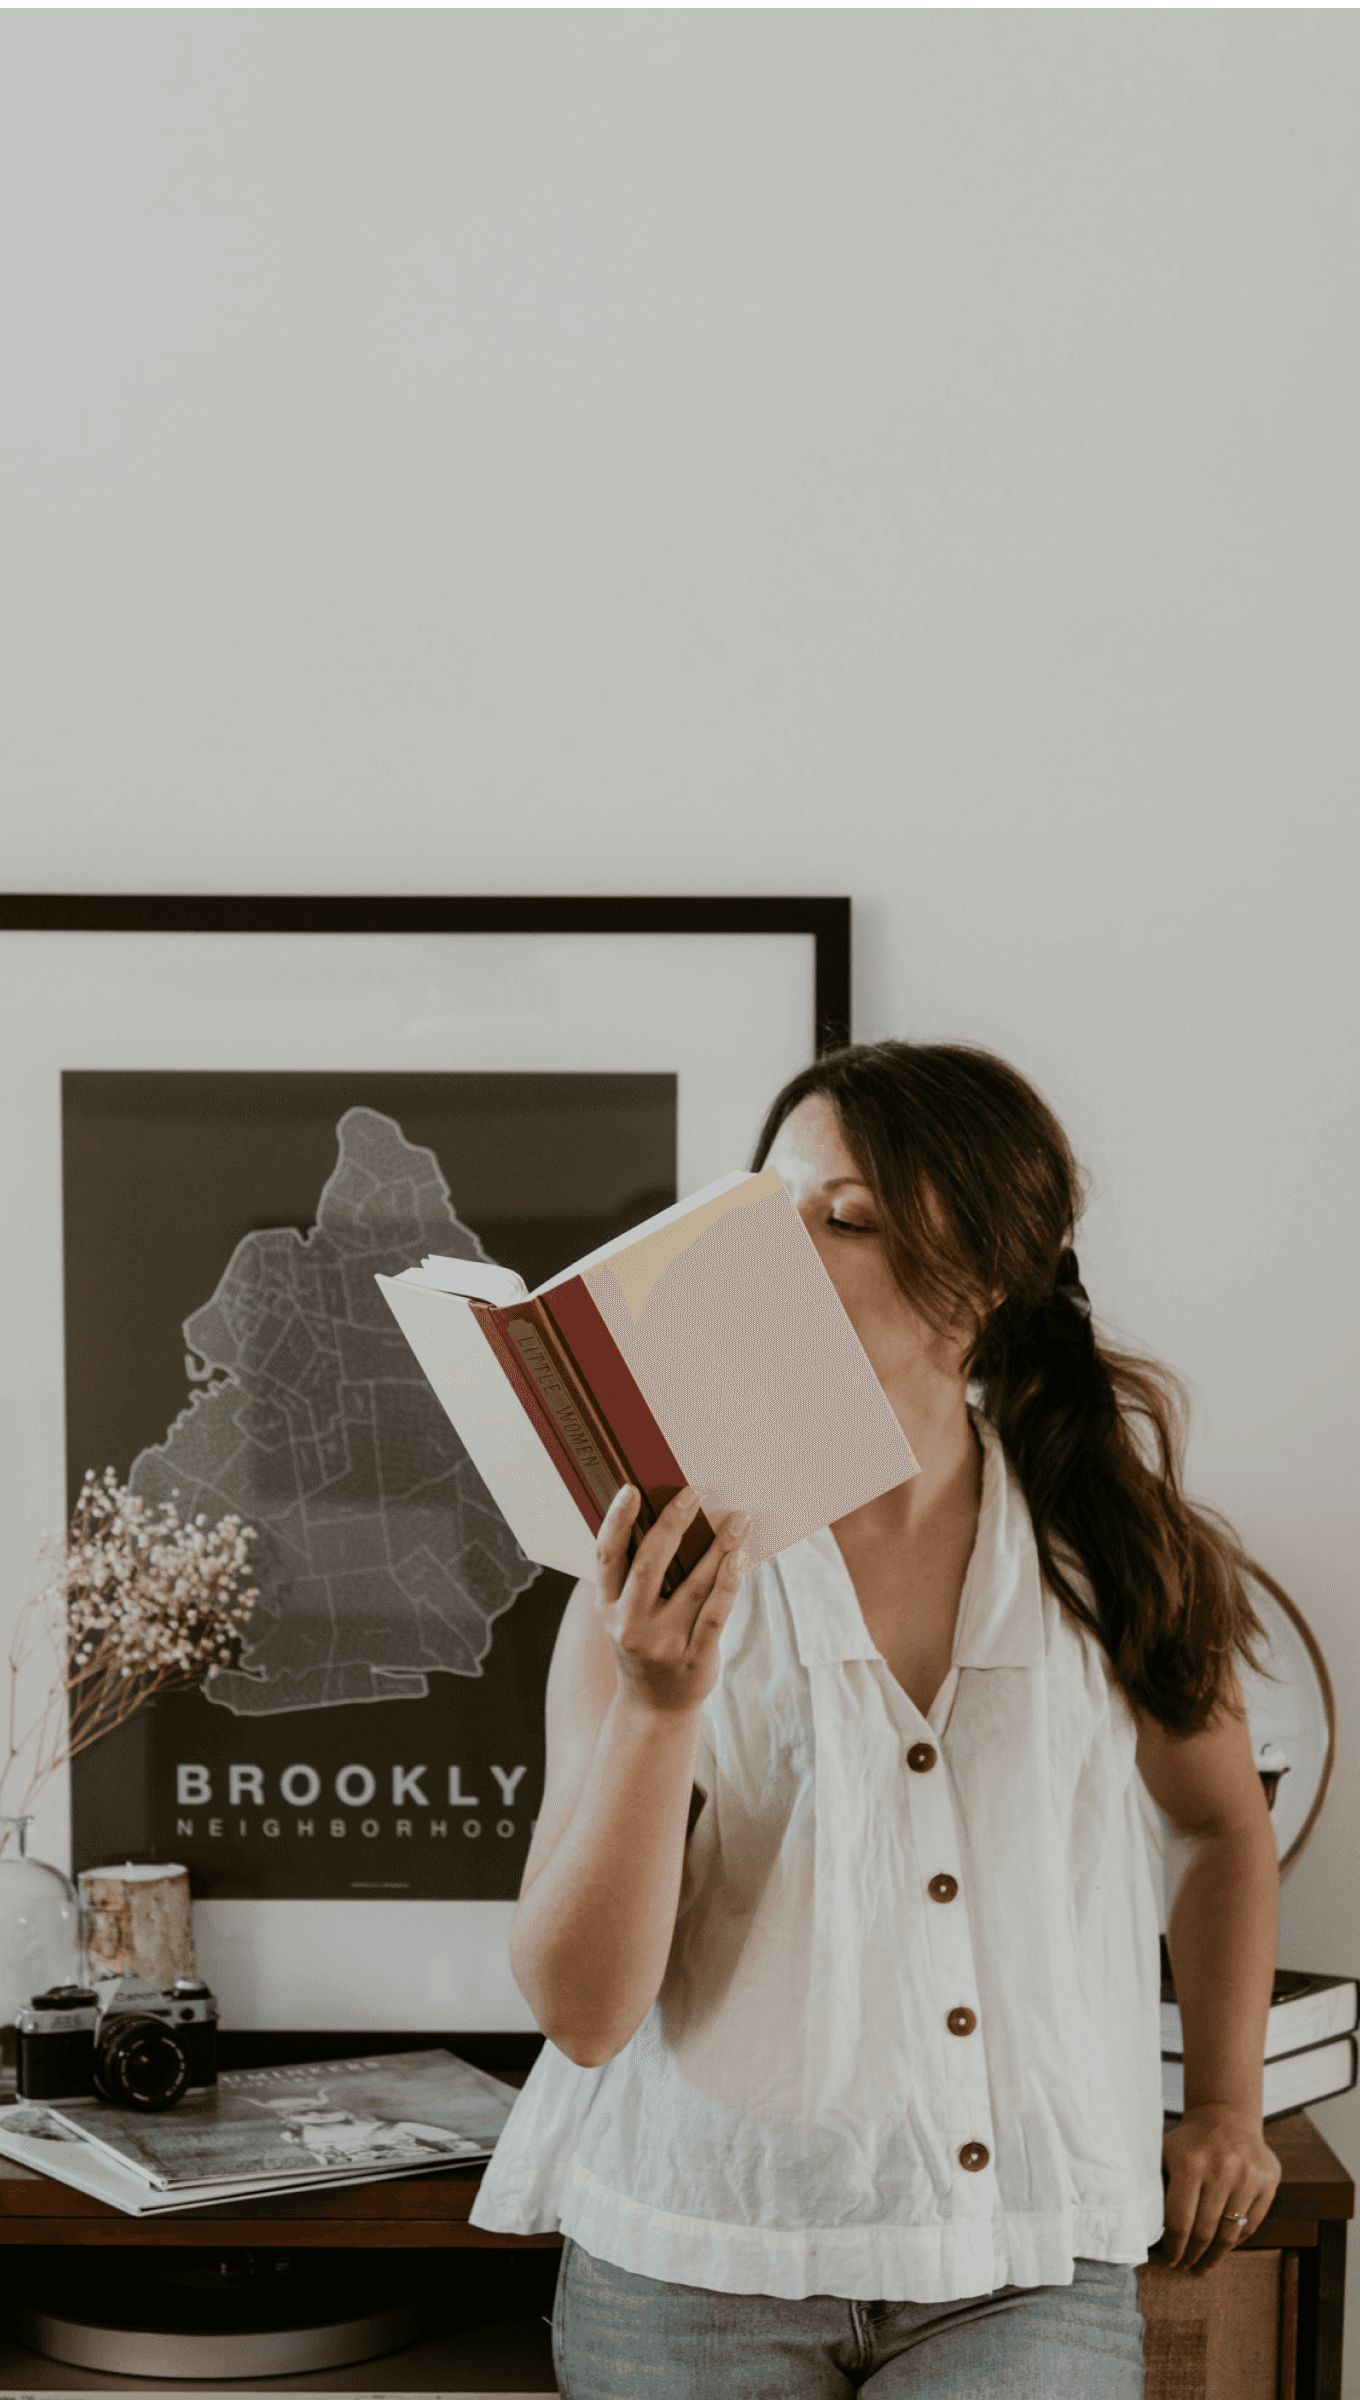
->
[975, 1246, 1268, 1734]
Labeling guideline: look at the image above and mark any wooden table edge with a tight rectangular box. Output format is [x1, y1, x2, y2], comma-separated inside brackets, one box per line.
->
[0, 2109, 1352, 2240]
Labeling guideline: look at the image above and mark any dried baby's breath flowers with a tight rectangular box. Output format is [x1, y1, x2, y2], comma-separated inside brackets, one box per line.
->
[1, 1471, 259, 1818]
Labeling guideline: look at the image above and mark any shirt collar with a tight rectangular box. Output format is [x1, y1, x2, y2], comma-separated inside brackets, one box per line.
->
[774, 1411, 1046, 1673]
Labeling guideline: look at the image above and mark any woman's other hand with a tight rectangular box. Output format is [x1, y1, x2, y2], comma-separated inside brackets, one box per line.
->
[1157, 2104, 1282, 2274]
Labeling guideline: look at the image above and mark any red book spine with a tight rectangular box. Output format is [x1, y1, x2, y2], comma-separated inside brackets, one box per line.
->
[536, 1278, 715, 1588]
[470, 1305, 606, 1538]
[491, 1298, 631, 1515]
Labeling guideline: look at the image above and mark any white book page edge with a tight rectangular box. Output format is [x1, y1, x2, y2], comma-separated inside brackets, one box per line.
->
[415, 1257, 528, 1304]
[1265, 2034, 1356, 2108]
[375, 1276, 597, 1584]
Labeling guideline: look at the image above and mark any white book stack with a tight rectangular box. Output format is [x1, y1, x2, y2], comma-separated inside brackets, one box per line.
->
[1161, 1948, 1359, 2124]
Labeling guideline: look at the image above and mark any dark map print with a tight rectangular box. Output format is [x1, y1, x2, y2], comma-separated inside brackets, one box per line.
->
[128, 1107, 540, 1716]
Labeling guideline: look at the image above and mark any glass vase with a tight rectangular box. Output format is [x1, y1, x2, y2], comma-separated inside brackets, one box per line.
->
[0, 1815, 84, 2039]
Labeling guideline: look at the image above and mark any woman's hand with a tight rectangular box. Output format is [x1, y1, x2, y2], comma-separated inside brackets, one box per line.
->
[594, 1484, 749, 1718]
[1157, 2105, 1282, 2275]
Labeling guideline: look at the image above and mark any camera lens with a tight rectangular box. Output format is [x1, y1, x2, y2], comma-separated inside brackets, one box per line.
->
[95, 2014, 191, 2112]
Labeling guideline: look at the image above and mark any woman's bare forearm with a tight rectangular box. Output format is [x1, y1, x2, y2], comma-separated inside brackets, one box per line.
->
[1167, 1820, 1279, 2114]
[509, 1691, 703, 2067]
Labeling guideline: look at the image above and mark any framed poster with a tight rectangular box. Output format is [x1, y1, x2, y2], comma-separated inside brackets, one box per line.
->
[0, 896, 849, 2037]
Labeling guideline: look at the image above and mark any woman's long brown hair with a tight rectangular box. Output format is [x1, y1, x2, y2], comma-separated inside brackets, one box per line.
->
[751, 1040, 1272, 1737]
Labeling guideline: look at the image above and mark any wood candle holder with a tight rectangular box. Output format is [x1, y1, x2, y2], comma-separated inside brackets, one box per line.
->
[78, 1862, 195, 1988]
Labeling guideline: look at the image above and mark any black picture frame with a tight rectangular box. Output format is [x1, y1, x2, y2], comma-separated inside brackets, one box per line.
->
[0, 893, 851, 1052]
[0, 894, 850, 2059]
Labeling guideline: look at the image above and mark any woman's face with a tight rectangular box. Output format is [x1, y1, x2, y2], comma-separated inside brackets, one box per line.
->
[765, 1094, 973, 1400]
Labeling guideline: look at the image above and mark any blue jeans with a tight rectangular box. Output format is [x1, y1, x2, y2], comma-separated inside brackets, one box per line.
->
[552, 2236, 1145, 2398]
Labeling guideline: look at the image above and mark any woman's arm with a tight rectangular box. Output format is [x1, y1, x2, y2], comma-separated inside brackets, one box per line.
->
[510, 1487, 746, 2068]
[1134, 1666, 1283, 2274]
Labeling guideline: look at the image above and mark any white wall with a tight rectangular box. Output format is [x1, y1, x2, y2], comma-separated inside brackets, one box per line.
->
[2, 8, 1358, 2366]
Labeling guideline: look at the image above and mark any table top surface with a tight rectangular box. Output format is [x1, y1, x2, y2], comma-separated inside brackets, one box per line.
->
[0, 2107, 1351, 2241]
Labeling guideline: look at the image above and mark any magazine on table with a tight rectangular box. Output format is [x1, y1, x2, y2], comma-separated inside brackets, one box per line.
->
[0, 2102, 477, 2218]
[0, 2047, 513, 2210]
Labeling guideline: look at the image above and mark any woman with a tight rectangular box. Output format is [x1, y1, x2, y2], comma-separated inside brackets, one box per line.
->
[471, 1040, 1282, 2398]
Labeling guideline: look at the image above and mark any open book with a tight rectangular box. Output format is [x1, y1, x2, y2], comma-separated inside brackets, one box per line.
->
[377, 1167, 920, 1585]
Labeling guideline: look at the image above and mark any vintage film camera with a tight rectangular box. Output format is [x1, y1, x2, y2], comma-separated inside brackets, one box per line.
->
[15, 1973, 218, 2112]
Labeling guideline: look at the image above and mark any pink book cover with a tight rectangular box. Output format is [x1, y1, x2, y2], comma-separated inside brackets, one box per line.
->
[543, 1168, 919, 1567]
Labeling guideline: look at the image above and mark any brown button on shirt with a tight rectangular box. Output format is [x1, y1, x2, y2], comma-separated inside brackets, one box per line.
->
[928, 1872, 958, 1902]
[947, 2007, 978, 2036]
[906, 1743, 937, 1772]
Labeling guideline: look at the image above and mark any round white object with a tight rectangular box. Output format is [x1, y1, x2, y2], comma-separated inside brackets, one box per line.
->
[18, 2294, 431, 2379]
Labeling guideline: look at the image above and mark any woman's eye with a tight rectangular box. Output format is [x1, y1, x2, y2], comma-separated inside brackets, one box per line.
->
[828, 1217, 875, 1236]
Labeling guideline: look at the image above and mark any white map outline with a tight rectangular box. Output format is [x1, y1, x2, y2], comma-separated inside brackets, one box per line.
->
[129, 1107, 541, 1716]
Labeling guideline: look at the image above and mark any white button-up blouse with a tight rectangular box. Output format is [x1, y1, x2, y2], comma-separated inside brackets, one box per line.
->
[470, 1410, 1167, 2301]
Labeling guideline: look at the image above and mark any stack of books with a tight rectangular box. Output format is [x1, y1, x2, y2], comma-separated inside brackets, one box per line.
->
[1160, 1940, 1359, 2123]
[0, 2048, 514, 2217]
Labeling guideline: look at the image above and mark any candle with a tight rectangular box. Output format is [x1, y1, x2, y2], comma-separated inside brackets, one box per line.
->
[78, 1861, 195, 1989]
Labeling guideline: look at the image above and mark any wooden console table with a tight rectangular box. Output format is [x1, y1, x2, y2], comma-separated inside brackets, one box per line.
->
[0, 2108, 1350, 2398]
